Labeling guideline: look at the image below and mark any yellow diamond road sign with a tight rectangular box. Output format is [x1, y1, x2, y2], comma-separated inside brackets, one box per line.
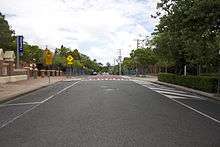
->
[66, 55, 74, 65]
[45, 50, 53, 65]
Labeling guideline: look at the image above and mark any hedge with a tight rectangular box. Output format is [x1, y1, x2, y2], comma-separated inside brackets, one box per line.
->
[158, 73, 218, 93]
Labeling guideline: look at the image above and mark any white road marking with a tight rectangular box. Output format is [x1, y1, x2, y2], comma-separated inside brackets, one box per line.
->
[161, 94, 190, 99]
[156, 91, 205, 100]
[134, 80, 220, 124]
[0, 104, 40, 129]
[148, 87, 186, 93]
[56, 81, 80, 95]
[0, 81, 80, 129]
[0, 102, 42, 108]
[169, 98, 220, 124]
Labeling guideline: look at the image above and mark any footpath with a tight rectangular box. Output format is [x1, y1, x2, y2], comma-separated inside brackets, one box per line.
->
[0, 76, 67, 103]
[127, 75, 220, 101]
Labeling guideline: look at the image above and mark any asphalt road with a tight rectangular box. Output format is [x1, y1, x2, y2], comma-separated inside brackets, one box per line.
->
[0, 75, 219, 146]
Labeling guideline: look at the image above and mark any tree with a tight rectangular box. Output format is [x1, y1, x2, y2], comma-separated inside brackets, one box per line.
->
[21, 43, 43, 64]
[0, 12, 16, 51]
[130, 48, 157, 75]
[153, 0, 220, 75]
[56, 45, 71, 57]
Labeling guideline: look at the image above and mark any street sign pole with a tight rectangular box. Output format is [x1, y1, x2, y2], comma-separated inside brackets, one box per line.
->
[16, 35, 24, 69]
[16, 37, 19, 69]
[66, 55, 74, 78]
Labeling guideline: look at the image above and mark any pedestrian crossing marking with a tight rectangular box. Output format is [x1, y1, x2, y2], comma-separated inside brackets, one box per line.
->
[133, 80, 207, 101]
[161, 94, 192, 99]
[157, 91, 204, 99]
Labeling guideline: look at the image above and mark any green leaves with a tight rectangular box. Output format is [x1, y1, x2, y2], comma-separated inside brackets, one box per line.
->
[0, 12, 16, 51]
[153, 0, 220, 74]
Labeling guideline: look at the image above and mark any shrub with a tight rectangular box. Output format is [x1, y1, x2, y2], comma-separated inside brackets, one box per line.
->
[158, 73, 218, 93]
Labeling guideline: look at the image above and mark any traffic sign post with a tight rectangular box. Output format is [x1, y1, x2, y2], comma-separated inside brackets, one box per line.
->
[66, 55, 74, 65]
[66, 55, 74, 77]
[44, 48, 53, 83]
[16, 35, 24, 69]
[45, 49, 53, 65]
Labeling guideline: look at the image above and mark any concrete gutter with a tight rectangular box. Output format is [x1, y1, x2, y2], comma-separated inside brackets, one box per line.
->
[153, 81, 220, 101]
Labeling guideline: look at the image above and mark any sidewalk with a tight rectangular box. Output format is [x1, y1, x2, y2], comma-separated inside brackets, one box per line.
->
[0, 76, 67, 103]
[128, 75, 220, 101]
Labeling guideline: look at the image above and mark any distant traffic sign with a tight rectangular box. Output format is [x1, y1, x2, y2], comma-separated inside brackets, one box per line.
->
[66, 55, 74, 65]
[45, 49, 53, 65]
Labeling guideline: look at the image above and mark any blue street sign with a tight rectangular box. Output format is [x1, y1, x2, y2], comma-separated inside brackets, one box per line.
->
[17, 36, 24, 56]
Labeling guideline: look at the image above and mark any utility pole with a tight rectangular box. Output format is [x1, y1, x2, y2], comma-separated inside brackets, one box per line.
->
[118, 49, 122, 75]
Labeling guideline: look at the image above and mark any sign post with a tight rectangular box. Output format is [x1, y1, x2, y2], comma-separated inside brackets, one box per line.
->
[66, 55, 74, 78]
[16, 35, 24, 69]
[44, 48, 53, 83]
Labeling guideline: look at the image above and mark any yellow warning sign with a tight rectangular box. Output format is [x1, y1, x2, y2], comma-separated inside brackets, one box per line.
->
[66, 55, 74, 65]
[45, 49, 53, 65]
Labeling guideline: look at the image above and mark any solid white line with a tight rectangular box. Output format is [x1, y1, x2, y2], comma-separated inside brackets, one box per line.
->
[169, 98, 220, 124]
[41, 95, 55, 103]
[0, 81, 80, 129]
[56, 81, 80, 95]
[0, 104, 40, 129]
[132, 80, 220, 124]
[0, 102, 42, 107]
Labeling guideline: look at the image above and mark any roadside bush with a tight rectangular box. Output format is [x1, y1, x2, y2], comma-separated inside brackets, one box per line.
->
[158, 73, 218, 93]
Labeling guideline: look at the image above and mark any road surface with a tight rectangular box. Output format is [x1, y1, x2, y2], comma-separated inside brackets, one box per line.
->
[0, 75, 219, 146]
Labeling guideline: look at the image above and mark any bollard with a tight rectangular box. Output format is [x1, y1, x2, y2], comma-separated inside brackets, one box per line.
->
[33, 68, 38, 79]
[52, 70, 55, 77]
[40, 70, 45, 78]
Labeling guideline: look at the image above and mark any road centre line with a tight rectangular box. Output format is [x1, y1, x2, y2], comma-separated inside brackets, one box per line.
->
[134, 80, 220, 124]
[0, 81, 80, 129]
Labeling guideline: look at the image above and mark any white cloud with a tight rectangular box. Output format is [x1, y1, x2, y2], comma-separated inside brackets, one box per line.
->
[0, 0, 160, 64]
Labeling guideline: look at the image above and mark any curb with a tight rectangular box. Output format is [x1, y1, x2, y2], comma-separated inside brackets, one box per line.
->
[153, 81, 220, 101]
[0, 80, 62, 104]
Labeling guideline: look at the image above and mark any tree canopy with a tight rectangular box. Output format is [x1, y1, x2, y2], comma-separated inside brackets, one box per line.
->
[0, 12, 16, 51]
[153, 0, 220, 74]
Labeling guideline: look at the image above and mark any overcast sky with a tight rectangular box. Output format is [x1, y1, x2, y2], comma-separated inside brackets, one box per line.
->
[0, 0, 159, 64]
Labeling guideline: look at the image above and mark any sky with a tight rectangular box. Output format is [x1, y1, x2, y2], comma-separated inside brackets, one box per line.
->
[0, 0, 160, 65]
